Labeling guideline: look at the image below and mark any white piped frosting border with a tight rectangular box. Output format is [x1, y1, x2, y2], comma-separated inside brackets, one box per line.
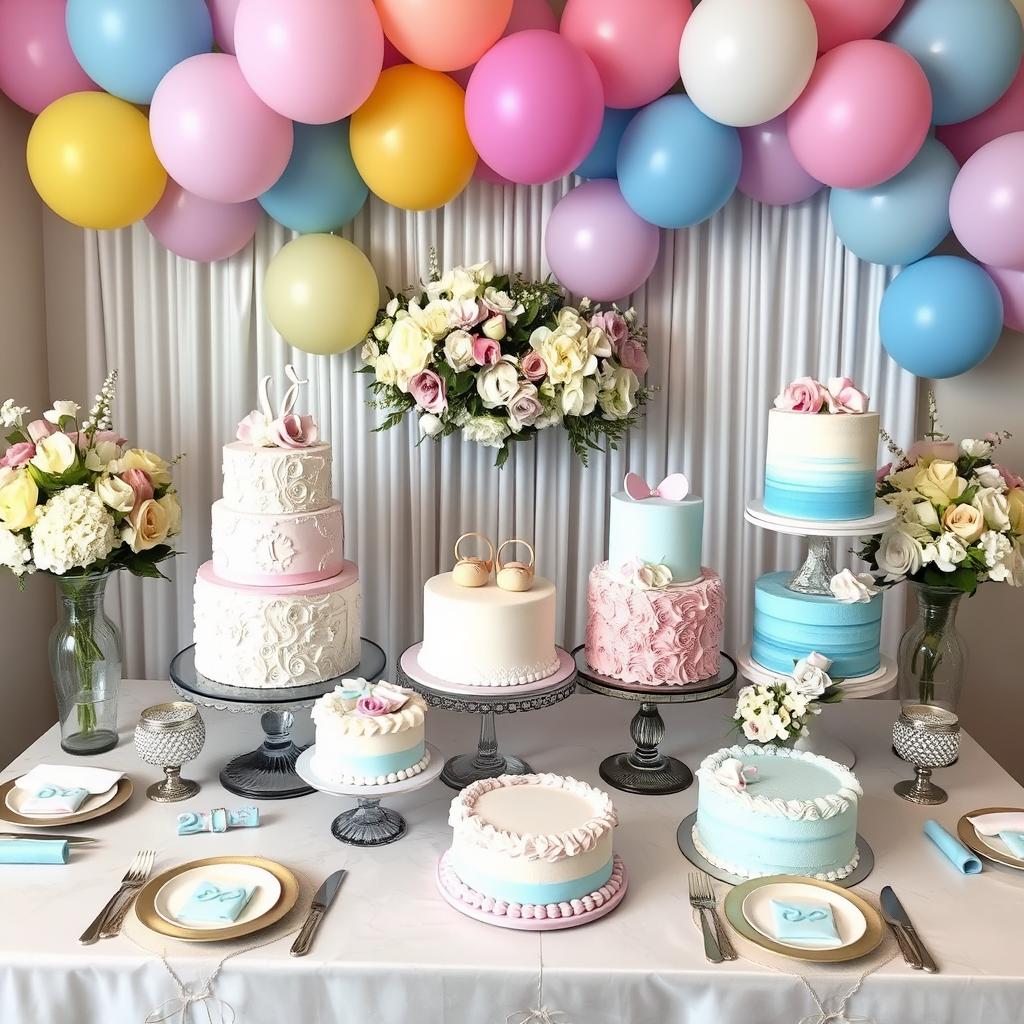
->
[449, 774, 618, 863]
[696, 744, 862, 821]
[314, 749, 431, 788]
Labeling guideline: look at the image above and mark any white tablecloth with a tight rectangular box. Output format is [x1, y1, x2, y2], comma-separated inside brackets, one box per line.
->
[2, 681, 1023, 1024]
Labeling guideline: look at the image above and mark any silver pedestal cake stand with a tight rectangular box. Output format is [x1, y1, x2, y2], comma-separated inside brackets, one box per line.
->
[397, 643, 577, 791]
[169, 640, 386, 800]
[572, 646, 738, 795]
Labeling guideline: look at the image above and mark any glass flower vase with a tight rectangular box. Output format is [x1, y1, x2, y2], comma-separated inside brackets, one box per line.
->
[897, 582, 967, 715]
[49, 572, 122, 755]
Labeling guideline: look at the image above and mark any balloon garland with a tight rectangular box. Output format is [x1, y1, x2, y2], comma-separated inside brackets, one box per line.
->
[1, 0, 1022, 374]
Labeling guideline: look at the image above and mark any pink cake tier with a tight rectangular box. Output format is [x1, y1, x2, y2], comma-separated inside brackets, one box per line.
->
[211, 498, 344, 586]
[585, 563, 724, 686]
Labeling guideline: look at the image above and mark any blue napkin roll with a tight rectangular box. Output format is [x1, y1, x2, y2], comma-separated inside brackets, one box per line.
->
[770, 899, 841, 946]
[0, 839, 69, 865]
[924, 819, 982, 874]
[177, 881, 255, 924]
[1000, 832, 1024, 859]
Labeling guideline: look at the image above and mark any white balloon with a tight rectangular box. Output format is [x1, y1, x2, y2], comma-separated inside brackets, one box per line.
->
[679, 0, 818, 128]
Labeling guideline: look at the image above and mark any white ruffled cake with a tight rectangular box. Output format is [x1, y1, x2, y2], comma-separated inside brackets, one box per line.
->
[193, 367, 361, 687]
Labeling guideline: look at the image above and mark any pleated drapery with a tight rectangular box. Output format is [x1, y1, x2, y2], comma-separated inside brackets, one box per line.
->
[81, 182, 917, 680]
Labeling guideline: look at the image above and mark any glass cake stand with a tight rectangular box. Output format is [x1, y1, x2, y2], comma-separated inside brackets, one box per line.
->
[397, 643, 578, 791]
[168, 640, 385, 800]
[572, 646, 738, 796]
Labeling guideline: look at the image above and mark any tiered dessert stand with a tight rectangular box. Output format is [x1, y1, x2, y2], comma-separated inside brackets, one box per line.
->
[169, 639, 386, 800]
[397, 643, 578, 790]
[572, 646, 737, 795]
[740, 499, 898, 767]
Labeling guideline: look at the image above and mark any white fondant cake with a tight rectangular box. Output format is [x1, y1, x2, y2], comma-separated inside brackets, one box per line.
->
[693, 744, 862, 881]
[420, 573, 559, 686]
[310, 680, 428, 786]
[222, 441, 332, 514]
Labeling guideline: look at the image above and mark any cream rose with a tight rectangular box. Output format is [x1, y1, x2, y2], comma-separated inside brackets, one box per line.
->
[1008, 488, 1024, 534]
[443, 329, 475, 372]
[875, 525, 924, 581]
[913, 499, 941, 530]
[597, 364, 639, 421]
[110, 448, 172, 487]
[30, 432, 77, 475]
[408, 299, 452, 340]
[374, 354, 397, 387]
[95, 474, 135, 514]
[385, 318, 434, 390]
[915, 460, 967, 507]
[530, 326, 594, 385]
[122, 497, 170, 553]
[972, 486, 1011, 532]
[941, 502, 985, 543]
[158, 492, 182, 538]
[0, 469, 39, 531]
[476, 357, 519, 409]
[361, 339, 380, 366]
[84, 439, 121, 472]
[560, 373, 598, 417]
[372, 318, 393, 342]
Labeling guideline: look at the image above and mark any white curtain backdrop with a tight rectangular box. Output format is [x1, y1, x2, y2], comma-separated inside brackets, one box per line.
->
[80, 182, 917, 682]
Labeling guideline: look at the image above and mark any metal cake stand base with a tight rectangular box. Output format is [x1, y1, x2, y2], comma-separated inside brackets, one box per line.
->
[397, 644, 577, 790]
[169, 640, 386, 800]
[572, 646, 738, 796]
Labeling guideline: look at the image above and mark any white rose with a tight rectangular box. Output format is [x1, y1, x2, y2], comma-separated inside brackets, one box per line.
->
[476, 356, 519, 409]
[530, 324, 595, 385]
[924, 532, 968, 573]
[972, 486, 1011, 532]
[462, 415, 510, 449]
[374, 354, 397, 387]
[30, 432, 77, 474]
[481, 315, 506, 341]
[597, 363, 639, 420]
[961, 438, 994, 459]
[913, 499, 941, 530]
[482, 286, 524, 323]
[386, 318, 434, 391]
[372, 318, 393, 341]
[443, 329, 476, 372]
[0, 400, 29, 429]
[95, 475, 135, 513]
[408, 299, 453, 340]
[43, 400, 80, 424]
[586, 326, 612, 360]
[560, 372, 598, 417]
[419, 413, 444, 438]
[792, 651, 833, 697]
[875, 526, 924, 581]
[467, 260, 495, 284]
[979, 529, 1013, 580]
[448, 269, 480, 300]
[828, 568, 880, 604]
[973, 464, 1004, 489]
[385, 296, 400, 317]
[84, 439, 121, 472]
[0, 527, 33, 576]
[629, 560, 672, 590]
[361, 339, 380, 366]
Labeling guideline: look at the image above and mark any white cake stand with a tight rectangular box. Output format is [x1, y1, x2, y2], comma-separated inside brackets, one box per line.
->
[295, 743, 444, 846]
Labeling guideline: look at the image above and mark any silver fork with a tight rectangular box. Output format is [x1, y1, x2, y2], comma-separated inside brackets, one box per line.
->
[689, 871, 737, 961]
[688, 872, 723, 963]
[99, 849, 156, 938]
[79, 850, 156, 945]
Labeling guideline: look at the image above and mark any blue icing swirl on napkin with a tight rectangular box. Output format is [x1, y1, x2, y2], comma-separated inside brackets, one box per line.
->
[23, 784, 89, 814]
[177, 881, 255, 925]
[770, 899, 841, 946]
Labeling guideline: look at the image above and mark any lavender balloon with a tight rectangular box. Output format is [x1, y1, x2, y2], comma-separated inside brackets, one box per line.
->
[146, 181, 261, 262]
[738, 115, 822, 206]
[545, 180, 660, 300]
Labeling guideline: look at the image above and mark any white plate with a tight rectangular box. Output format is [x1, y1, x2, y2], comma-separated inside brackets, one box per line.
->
[977, 831, 1024, 864]
[741, 881, 866, 951]
[6, 781, 118, 818]
[154, 863, 282, 932]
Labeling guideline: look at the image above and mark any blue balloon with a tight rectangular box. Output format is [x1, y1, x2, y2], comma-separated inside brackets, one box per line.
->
[616, 95, 741, 229]
[830, 139, 959, 267]
[259, 122, 369, 234]
[575, 108, 638, 180]
[879, 256, 1004, 378]
[885, 0, 1024, 126]
[66, 0, 213, 105]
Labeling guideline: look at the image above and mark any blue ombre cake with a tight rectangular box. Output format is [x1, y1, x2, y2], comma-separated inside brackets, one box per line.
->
[763, 409, 880, 521]
[607, 490, 704, 583]
[752, 571, 883, 678]
[694, 745, 862, 881]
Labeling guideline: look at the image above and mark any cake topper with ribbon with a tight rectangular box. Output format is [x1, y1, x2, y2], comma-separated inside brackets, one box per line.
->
[624, 472, 690, 502]
[236, 364, 320, 449]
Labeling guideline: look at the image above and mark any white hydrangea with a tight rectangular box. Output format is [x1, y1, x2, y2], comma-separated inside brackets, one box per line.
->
[0, 528, 33, 576]
[30, 485, 116, 575]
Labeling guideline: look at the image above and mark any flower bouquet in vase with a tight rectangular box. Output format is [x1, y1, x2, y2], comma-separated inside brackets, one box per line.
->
[0, 372, 182, 754]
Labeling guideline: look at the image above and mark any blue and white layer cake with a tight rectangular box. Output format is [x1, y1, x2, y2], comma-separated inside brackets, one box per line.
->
[310, 680, 428, 786]
[608, 490, 704, 585]
[763, 409, 880, 521]
[694, 745, 862, 881]
[753, 571, 882, 679]
[448, 774, 618, 907]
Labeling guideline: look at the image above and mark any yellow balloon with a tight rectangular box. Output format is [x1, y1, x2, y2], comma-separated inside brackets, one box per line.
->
[350, 65, 477, 211]
[264, 234, 380, 356]
[27, 92, 167, 230]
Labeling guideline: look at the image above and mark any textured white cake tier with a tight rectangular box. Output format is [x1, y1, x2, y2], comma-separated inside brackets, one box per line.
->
[193, 561, 361, 687]
[420, 573, 559, 686]
[211, 498, 344, 586]
[221, 441, 332, 515]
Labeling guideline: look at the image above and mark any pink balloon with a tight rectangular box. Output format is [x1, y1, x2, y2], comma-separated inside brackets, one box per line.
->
[234, 0, 383, 124]
[145, 180, 261, 262]
[937, 64, 1024, 166]
[984, 264, 1024, 332]
[804, 0, 905, 53]
[561, 0, 691, 108]
[788, 40, 931, 189]
[545, 179, 660, 300]
[0, 0, 97, 114]
[466, 30, 604, 185]
[207, 0, 241, 53]
[950, 132, 1024, 270]
[150, 53, 293, 203]
[738, 115, 823, 206]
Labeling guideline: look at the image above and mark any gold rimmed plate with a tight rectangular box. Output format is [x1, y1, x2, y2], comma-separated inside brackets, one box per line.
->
[135, 856, 299, 942]
[725, 875, 884, 963]
[957, 807, 1024, 871]
[0, 776, 133, 828]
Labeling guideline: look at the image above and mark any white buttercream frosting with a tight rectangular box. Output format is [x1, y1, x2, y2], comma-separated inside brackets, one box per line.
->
[311, 681, 426, 736]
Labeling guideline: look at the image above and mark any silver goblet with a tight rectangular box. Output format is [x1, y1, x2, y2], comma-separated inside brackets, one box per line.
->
[134, 702, 205, 802]
[892, 704, 960, 805]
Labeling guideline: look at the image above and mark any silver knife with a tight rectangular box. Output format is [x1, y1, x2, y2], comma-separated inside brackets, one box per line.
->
[290, 869, 347, 957]
[880, 886, 937, 974]
[0, 832, 96, 845]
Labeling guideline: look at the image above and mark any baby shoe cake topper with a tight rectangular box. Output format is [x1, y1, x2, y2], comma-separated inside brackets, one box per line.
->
[713, 757, 758, 790]
[624, 472, 690, 502]
[236, 364, 319, 449]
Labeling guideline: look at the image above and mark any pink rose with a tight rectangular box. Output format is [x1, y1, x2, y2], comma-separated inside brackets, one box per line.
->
[906, 439, 958, 464]
[773, 377, 828, 413]
[826, 376, 869, 414]
[268, 413, 319, 449]
[997, 463, 1024, 490]
[616, 336, 649, 377]
[590, 311, 629, 350]
[0, 442, 35, 469]
[876, 462, 892, 484]
[236, 410, 271, 446]
[408, 369, 448, 414]
[357, 695, 390, 717]
[521, 351, 547, 383]
[26, 419, 54, 444]
[120, 468, 154, 511]
[472, 336, 500, 366]
[449, 299, 484, 329]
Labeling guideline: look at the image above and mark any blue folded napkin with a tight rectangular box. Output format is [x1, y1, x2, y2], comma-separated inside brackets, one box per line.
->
[1000, 832, 1024, 859]
[177, 881, 255, 925]
[21, 784, 89, 815]
[770, 899, 841, 947]
[0, 839, 69, 865]
[924, 819, 983, 874]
